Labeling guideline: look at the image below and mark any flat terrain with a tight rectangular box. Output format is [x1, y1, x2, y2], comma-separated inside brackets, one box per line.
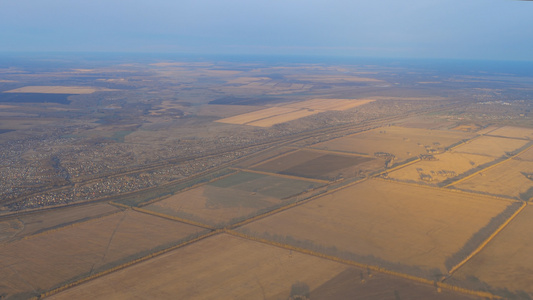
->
[3, 86, 109, 94]
[47, 234, 349, 300]
[0, 210, 203, 299]
[454, 158, 533, 200]
[144, 171, 324, 226]
[451, 205, 533, 296]
[388, 152, 494, 184]
[452, 136, 529, 157]
[282, 98, 375, 111]
[518, 145, 533, 161]
[251, 149, 381, 180]
[485, 125, 533, 140]
[0, 203, 121, 242]
[312, 126, 475, 162]
[239, 179, 512, 276]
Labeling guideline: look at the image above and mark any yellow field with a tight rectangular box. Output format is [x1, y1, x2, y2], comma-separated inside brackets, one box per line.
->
[216, 98, 375, 127]
[246, 109, 320, 127]
[452, 205, 533, 295]
[194, 104, 265, 118]
[476, 126, 500, 135]
[0, 210, 202, 298]
[47, 234, 349, 300]
[518, 146, 533, 161]
[388, 152, 495, 183]
[3, 86, 110, 94]
[216, 106, 299, 125]
[486, 125, 533, 139]
[313, 126, 475, 162]
[282, 98, 375, 111]
[240, 179, 511, 273]
[452, 136, 529, 157]
[454, 158, 533, 200]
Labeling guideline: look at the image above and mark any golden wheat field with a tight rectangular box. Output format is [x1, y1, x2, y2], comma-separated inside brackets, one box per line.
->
[282, 98, 375, 111]
[313, 126, 475, 162]
[453, 158, 533, 200]
[240, 179, 511, 273]
[47, 234, 350, 300]
[246, 109, 320, 127]
[387, 152, 495, 184]
[216, 106, 299, 125]
[451, 205, 533, 294]
[518, 146, 533, 161]
[0, 210, 202, 298]
[452, 136, 528, 157]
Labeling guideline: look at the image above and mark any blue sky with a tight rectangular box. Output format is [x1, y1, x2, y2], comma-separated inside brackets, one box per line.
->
[1, 0, 532, 60]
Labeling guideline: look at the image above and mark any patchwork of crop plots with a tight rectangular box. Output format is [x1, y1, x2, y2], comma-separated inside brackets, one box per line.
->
[239, 179, 512, 276]
[47, 234, 349, 300]
[250, 149, 382, 180]
[451, 205, 533, 295]
[0, 210, 203, 299]
[143, 171, 325, 226]
[387, 152, 495, 184]
[312, 126, 475, 162]
[452, 136, 529, 157]
[453, 158, 533, 200]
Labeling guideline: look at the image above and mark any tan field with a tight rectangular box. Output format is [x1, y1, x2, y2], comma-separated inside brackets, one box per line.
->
[388, 152, 495, 184]
[518, 146, 533, 161]
[452, 136, 529, 157]
[475, 126, 500, 135]
[246, 109, 321, 127]
[240, 179, 511, 274]
[47, 234, 350, 300]
[0, 203, 121, 242]
[454, 159, 533, 200]
[486, 125, 533, 139]
[452, 205, 533, 295]
[0, 210, 203, 298]
[3, 86, 111, 94]
[145, 185, 281, 226]
[194, 104, 265, 118]
[282, 98, 375, 111]
[285, 74, 382, 83]
[313, 126, 475, 162]
[216, 106, 299, 125]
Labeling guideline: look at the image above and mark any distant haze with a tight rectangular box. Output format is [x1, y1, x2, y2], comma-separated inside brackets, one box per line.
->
[1, 0, 532, 61]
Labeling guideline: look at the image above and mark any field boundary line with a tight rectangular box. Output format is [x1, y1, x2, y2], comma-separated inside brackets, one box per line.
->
[226, 230, 501, 300]
[374, 157, 421, 176]
[287, 146, 375, 158]
[36, 229, 221, 299]
[373, 177, 518, 204]
[22, 210, 124, 241]
[108, 201, 131, 209]
[444, 144, 533, 188]
[483, 134, 531, 141]
[447, 134, 483, 151]
[446, 201, 527, 277]
[229, 167, 330, 184]
[132, 207, 214, 230]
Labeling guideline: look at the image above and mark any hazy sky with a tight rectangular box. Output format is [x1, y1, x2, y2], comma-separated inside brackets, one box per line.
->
[1, 0, 532, 60]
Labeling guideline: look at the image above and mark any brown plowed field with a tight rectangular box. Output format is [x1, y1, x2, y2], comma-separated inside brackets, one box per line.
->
[240, 179, 510, 274]
[0, 210, 203, 299]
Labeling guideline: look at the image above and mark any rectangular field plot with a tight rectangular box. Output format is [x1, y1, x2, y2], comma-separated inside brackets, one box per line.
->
[454, 158, 533, 200]
[239, 179, 513, 277]
[312, 126, 475, 163]
[251, 149, 382, 180]
[0, 203, 121, 242]
[47, 234, 473, 300]
[282, 98, 375, 111]
[246, 108, 320, 127]
[144, 171, 325, 226]
[451, 205, 533, 297]
[518, 146, 533, 161]
[486, 126, 533, 140]
[387, 152, 495, 184]
[215, 106, 300, 125]
[452, 136, 529, 157]
[0, 210, 203, 299]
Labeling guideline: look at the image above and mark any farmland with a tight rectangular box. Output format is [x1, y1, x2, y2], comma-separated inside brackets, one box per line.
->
[485, 125, 533, 140]
[452, 135, 529, 157]
[387, 152, 495, 184]
[250, 149, 382, 180]
[450, 205, 533, 296]
[453, 158, 533, 200]
[0, 210, 204, 299]
[143, 171, 325, 226]
[239, 179, 513, 277]
[3, 86, 111, 94]
[312, 126, 475, 163]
